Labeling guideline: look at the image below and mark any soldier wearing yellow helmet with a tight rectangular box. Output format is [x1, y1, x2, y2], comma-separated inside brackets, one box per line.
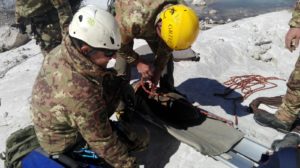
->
[113, 0, 199, 93]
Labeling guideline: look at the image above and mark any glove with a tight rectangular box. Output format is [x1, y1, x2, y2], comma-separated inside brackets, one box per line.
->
[271, 132, 300, 152]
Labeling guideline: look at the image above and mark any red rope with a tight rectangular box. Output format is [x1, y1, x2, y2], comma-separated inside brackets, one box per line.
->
[223, 75, 285, 100]
[216, 75, 285, 126]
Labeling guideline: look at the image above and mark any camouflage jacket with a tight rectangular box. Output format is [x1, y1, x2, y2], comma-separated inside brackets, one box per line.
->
[15, 0, 80, 33]
[30, 35, 135, 167]
[289, 1, 300, 27]
[114, 0, 184, 72]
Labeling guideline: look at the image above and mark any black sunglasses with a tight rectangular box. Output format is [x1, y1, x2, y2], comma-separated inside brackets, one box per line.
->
[96, 48, 117, 58]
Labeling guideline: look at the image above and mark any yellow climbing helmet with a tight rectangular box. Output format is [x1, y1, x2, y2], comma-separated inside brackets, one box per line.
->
[158, 4, 200, 50]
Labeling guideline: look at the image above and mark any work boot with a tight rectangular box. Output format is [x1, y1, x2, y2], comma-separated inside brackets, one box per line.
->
[271, 132, 300, 152]
[254, 110, 292, 133]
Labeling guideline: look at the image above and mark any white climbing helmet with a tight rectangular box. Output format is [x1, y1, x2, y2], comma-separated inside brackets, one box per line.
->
[69, 5, 121, 50]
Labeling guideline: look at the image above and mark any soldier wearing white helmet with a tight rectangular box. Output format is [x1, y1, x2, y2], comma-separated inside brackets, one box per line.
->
[30, 5, 148, 168]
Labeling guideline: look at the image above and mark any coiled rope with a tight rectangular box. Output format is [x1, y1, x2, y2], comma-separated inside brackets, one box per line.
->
[220, 75, 285, 100]
[215, 75, 285, 126]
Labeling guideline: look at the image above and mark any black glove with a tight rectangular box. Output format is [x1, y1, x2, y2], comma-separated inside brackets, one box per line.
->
[271, 132, 300, 152]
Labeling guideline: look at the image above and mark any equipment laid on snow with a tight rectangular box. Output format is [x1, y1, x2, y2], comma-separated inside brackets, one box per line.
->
[218, 137, 300, 168]
[216, 75, 285, 126]
[132, 80, 244, 156]
[220, 75, 285, 100]
[1, 125, 40, 168]
[214, 137, 269, 168]
[131, 80, 288, 167]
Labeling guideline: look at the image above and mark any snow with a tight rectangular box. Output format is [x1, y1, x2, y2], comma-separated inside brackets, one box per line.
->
[0, 3, 298, 168]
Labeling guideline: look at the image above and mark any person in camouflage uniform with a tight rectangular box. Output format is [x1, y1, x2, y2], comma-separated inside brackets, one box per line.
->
[254, 1, 300, 132]
[15, 0, 81, 55]
[113, 0, 199, 93]
[30, 5, 147, 168]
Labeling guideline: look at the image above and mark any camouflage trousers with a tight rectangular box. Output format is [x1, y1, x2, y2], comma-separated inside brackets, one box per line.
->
[276, 55, 300, 124]
[20, 9, 62, 56]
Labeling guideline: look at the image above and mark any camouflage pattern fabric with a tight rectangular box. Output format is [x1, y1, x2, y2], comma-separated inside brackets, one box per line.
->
[289, 0, 300, 27]
[4, 125, 40, 168]
[114, 0, 184, 84]
[275, 2, 300, 124]
[15, 0, 81, 54]
[30, 35, 137, 168]
[276, 56, 300, 124]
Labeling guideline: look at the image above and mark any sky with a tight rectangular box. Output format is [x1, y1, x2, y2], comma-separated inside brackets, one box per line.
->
[0, 1, 299, 168]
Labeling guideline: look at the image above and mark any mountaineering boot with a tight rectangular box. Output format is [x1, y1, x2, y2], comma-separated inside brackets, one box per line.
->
[254, 110, 292, 133]
[271, 132, 300, 152]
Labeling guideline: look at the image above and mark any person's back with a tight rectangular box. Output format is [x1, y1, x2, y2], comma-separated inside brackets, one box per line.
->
[31, 36, 106, 154]
[115, 0, 180, 43]
[30, 5, 146, 167]
[113, 0, 199, 96]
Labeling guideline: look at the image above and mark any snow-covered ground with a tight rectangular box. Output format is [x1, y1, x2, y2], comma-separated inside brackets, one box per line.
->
[0, 1, 299, 167]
